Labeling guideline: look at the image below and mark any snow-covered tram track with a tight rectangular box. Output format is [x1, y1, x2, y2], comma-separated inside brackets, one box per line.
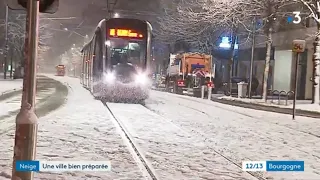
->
[103, 102, 159, 180]
[104, 102, 260, 180]
[141, 104, 266, 180]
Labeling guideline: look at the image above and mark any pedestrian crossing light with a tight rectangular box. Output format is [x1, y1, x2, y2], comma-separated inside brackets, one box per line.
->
[7, 0, 59, 13]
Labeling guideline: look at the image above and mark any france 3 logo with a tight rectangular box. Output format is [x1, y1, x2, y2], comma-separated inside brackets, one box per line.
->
[288, 11, 301, 24]
[242, 161, 304, 172]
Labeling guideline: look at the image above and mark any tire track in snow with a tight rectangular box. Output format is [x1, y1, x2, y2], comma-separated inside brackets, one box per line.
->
[0, 77, 68, 137]
[103, 102, 159, 180]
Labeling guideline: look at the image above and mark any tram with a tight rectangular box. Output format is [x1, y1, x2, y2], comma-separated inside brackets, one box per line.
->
[81, 18, 153, 103]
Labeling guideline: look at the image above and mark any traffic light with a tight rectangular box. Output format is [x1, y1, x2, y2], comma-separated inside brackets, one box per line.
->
[7, 0, 59, 13]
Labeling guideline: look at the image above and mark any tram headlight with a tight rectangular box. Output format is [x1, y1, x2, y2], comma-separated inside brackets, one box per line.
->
[135, 73, 148, 85]
[104, 72, 115, 83]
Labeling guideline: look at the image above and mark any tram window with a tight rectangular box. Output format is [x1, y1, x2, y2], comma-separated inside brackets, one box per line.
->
[108, 39, 146, 68]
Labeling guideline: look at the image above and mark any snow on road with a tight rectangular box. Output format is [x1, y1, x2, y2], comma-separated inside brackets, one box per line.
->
[145, 90, 320, 180]
[0, 88, 55, 117]
[0, 87, 57, 135]
[107, 103, 257, 180]
[0, 75, 145, 180]
[2, 74, 318, 180]
[0, 79, 22, 95]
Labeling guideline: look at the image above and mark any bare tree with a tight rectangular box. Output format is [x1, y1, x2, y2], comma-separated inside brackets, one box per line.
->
[0, 12, 52, 69]
[243, 0, 296, 100]
[158, 0, 302, 99]
[156, 0, 233, 45]
[156, 0, 251, 92]
[298, 0, 320, 104]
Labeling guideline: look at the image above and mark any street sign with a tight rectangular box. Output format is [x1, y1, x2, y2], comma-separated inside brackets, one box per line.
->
[291, 39, 306, 119]
[292, 40, 306, 53]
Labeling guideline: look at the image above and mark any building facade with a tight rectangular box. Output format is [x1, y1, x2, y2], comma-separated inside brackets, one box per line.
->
[238, 23, 318, 100]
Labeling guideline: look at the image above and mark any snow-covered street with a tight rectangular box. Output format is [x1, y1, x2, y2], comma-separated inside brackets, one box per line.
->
[145, 91, 320, 180]
[0, 79, 22, 95]
[1, 75, 319, 180]
[0, 75, 145, 180]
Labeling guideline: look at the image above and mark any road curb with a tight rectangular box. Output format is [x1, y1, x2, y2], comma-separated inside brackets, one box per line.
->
[211, 97, 320, 119]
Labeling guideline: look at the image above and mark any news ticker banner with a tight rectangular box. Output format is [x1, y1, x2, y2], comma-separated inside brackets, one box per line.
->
[16, 161, 111, 172]
[242, 161, 304, 172]
[17, 160, 304, 172]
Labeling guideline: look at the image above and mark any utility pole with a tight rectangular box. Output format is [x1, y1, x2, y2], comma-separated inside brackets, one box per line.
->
[11, 0, 40, 179]
[3, 5, 9, 79]
[248, 17, 257, 98]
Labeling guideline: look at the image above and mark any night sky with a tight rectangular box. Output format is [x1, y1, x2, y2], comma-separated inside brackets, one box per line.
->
[0, 0, 162, 67]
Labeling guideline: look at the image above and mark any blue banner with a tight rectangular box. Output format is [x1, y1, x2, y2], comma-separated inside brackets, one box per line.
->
[266, 161, 304, 171]
[16, 161, 40, 172]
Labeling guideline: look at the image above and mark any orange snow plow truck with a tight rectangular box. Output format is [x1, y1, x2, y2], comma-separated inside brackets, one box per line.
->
[165, 52, 215, 97]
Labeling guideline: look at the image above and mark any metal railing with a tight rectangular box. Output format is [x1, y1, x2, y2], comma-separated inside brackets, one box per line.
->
[270, 90, 294, 105]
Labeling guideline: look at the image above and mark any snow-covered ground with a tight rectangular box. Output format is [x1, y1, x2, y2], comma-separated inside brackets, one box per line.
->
[0, 87, 56, 134]
[0, 79, 23, 95]
[145, 91, 320, 180]
[0, 87, 55, 117]
[2, 74, 319, 180]
[0, 75, 145, 180]
[107, 103, 256, 180]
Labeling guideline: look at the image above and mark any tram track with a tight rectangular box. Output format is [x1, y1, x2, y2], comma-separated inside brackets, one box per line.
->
[145, 91, 320, 178]
[141, 103, 266, 180]
[102, 99, 264, 180]
[103, 101, 159, 180]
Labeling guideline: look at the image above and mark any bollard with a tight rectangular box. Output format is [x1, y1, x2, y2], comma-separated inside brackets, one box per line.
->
[201, 85, 205, 99]
[208, 87, 212, 100]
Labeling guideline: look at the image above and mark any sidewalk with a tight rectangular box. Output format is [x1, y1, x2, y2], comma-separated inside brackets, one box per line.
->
[0, 73, 23, 95]
[213, 95, 320, 118]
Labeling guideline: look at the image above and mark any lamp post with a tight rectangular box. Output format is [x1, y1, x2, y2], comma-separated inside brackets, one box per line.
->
[248, 17, 257, 98]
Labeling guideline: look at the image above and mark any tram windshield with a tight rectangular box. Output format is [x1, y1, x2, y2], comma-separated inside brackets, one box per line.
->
[108, 38, 146, 68]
